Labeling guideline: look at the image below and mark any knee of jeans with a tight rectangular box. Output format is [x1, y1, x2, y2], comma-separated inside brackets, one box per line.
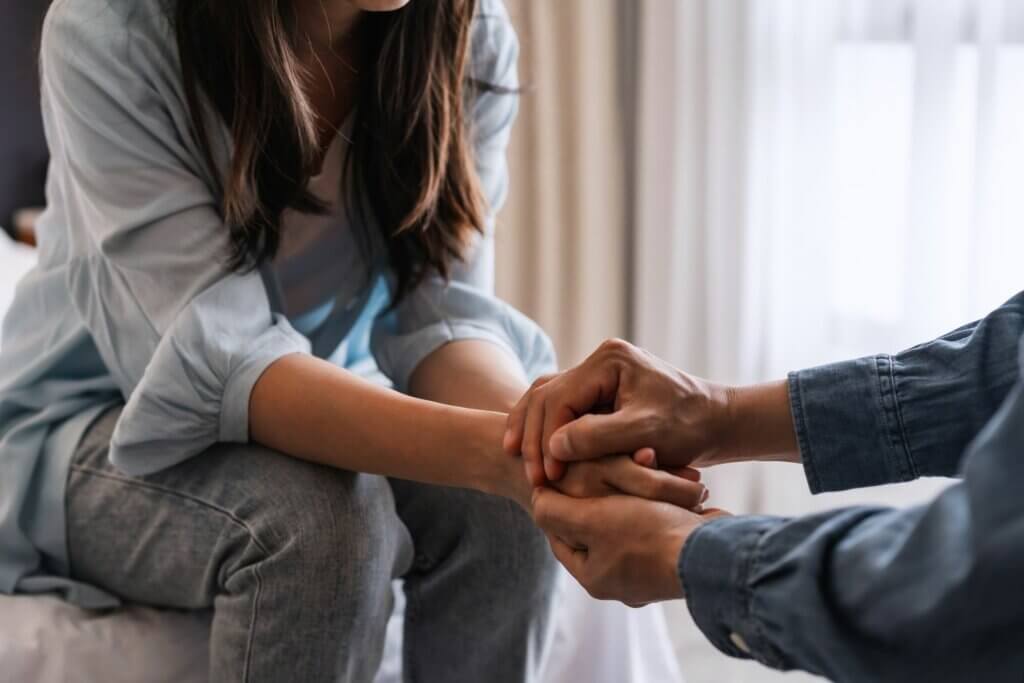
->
[238, 455, 406, 586]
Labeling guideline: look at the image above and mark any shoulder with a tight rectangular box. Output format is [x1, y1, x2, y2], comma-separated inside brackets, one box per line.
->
[42, 0, 177, 89]
[471, 0, 519, 88]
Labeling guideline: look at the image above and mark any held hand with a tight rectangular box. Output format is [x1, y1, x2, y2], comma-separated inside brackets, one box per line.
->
[551, 454, 708, 511]
[504, 339, 732, 486]
[532, 487, 731, 607]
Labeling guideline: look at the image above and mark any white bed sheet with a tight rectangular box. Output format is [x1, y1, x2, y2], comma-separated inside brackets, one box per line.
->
[0, 234, 684, 682]
[0, 575, 682, 683]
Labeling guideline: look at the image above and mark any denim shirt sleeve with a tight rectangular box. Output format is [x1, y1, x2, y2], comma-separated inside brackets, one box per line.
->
[789, 291, 1024, 493]
[42, 7, 310, 476]
[371, 1, 557, 388]
[681, 344, 1024, 681]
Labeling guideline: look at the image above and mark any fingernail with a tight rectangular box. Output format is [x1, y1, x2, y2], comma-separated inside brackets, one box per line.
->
[701, 487, 710, 503]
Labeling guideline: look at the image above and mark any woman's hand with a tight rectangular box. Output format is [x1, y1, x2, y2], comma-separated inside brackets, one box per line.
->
[504, 339, 800, 486]
[480, 420, 709, 514]
[551, 455, 708, 511]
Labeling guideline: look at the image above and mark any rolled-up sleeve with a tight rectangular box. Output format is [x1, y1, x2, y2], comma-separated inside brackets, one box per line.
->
[371, 0, 556, 388]
[789, 291, 1024, 493]
[42, 6, 309, 476]
[682, 369, 1024, 680]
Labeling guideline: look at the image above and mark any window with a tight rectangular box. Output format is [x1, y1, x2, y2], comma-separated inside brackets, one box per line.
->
[828, 0, 1024, 360]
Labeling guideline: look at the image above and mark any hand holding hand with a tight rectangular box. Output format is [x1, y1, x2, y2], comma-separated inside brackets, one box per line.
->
[505, 339, 799, 487]
[550, 453, 708, 511]
[532, 486, 730, 606]
[504, 339, 732, 486]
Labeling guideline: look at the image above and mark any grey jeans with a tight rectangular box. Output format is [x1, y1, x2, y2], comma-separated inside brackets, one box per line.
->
[65, 408, 556, 683]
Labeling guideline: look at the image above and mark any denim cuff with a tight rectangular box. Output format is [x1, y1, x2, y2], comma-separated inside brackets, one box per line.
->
[680, 516, 789, 669]
[788, 356, 916, 494]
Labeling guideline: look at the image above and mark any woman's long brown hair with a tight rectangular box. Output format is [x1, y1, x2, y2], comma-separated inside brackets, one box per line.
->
[172, 0, 488, 303]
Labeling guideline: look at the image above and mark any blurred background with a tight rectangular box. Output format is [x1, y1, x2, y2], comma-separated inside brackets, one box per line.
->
[3, 0, 1024, 681]
[496, 0, 1024, 680]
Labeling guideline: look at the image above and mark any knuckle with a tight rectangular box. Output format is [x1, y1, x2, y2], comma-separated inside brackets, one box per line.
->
[530, 374, 554, 391]
[599, 337, 634, 357]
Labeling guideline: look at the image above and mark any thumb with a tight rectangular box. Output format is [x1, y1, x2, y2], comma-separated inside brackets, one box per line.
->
[549, 411, 645, 462]
[532, 487, 591, 545]
[633, 447, 658, 469]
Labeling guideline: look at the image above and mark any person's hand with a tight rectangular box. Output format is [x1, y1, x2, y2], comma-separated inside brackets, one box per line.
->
[505, 339, 799, 487]
[532, 486, 730, 607]
[504, 339, 731, 485]
[550, 453, 709, 510]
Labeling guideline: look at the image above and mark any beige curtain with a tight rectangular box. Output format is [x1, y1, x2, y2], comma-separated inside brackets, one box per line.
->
[495, 1, 634, 367]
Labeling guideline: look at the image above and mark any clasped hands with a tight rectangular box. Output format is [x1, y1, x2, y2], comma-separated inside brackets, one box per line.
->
[504, 339, 739, 607]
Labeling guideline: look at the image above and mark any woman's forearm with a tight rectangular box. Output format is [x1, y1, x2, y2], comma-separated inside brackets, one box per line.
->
[250, 353, 528, 504]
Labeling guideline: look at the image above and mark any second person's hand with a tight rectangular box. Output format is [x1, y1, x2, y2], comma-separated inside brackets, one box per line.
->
[504, 339, 800, 487]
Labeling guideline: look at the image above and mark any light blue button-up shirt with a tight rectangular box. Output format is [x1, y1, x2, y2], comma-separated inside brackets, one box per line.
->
[0, 0, 553, 608]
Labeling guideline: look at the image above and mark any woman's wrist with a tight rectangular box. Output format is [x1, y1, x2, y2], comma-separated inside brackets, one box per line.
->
[464, 409, 532, 508]
[718, 380, 801, 465]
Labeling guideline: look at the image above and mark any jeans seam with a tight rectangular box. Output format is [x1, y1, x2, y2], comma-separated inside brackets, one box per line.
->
[403, 583, 421, 683]
[69, 463, 270, 683]
[70, 464, 272, 555]
[243, 563, 264, 683]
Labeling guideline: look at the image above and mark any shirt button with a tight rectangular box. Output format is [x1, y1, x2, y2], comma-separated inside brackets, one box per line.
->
[730, 632, 752, 655]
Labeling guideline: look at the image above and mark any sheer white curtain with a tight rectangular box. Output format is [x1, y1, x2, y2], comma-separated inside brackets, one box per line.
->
[637, 0, 1024, 514]
[636, 1, 1024, 680]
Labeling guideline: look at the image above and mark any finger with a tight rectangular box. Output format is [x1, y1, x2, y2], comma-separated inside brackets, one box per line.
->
[521, 390, 548, 486]
[504, 394, 529, 457]
[546, 533, 588, 579]
[542, 399, 577, 480]
[602, 459, 706, 509]
[532, 487, 592, 543]
[504, 374, 555, 457]
[550, 411, 646, 462]
[554, 357, 623, 419]
[668, 466, 702, 483]
[544, 454, 568, 482]
[633, 447, 658, 469]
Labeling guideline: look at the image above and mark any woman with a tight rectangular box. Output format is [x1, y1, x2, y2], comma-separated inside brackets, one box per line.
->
[0, 0, 704, 681]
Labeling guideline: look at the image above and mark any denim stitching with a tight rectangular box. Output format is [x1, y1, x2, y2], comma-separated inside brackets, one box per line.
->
[242, 564, 264, 683]
[874, 355, 912, 482]
[789, 373, 820, 492]
[745, 525, 786, 669]
[69, 464, 270, 682]
[69, 464, 273, 556]
[886, 357, 919, 479]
